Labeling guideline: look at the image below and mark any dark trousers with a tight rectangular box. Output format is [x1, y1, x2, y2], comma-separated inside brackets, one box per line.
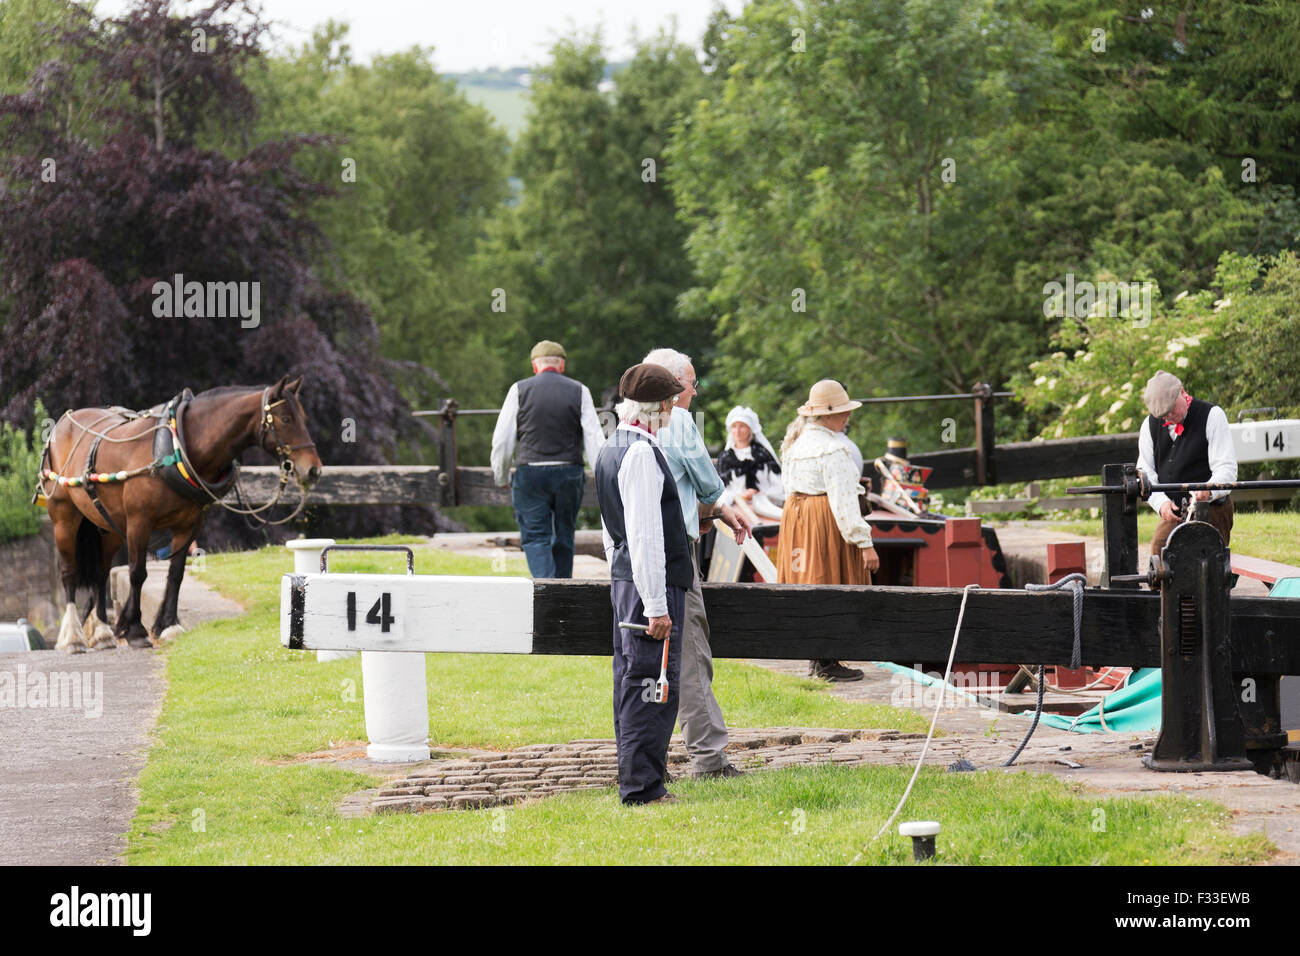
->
[511, 464, 585, 578]
[610, 579, 684, 804]
[1151, 496, 1234, 554]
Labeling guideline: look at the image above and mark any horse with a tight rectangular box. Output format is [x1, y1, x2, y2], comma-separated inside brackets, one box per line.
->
[36, 376, 322, 653]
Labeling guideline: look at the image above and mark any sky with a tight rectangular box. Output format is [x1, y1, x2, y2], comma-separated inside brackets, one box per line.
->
[91, 0, 745, 72]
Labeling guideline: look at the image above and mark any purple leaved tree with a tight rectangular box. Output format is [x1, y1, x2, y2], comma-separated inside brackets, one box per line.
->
[0, 0, 443, 545]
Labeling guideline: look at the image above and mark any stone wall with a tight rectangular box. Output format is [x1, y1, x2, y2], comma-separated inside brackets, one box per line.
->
[0, 518, 61, 634]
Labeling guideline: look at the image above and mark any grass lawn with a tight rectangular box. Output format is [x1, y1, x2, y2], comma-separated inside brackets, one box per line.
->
[124, 541, 1273, 865]
[1047, 510, 1300, 567]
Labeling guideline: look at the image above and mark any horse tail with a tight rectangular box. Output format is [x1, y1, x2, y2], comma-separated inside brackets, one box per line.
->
[75, 519, 104, 590]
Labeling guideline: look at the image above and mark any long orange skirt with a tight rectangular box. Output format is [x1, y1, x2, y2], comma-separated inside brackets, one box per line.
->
[776, 492, 872, 586]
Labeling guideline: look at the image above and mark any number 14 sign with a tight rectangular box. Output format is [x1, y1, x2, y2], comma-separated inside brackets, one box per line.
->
[1231, 419, 1300, 464]
[338, 580, 403, 647]
[317, 578, 409, 649]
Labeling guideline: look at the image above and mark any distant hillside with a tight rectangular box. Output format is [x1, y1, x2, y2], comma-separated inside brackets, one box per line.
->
[444, 62, 628, 140]
[444, 68, 530, 139]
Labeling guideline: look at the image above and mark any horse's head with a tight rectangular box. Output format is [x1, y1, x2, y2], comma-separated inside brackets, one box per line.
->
[258, 375, 322, 487]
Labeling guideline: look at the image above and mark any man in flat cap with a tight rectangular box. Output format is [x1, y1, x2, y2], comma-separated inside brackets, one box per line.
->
[492, 341, 606, 578]
[595, 363, 692, 805]
[1136, 369, 1237, 554]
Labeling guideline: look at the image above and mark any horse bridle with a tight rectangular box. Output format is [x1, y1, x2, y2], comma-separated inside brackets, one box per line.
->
[258, 387, 317, 480]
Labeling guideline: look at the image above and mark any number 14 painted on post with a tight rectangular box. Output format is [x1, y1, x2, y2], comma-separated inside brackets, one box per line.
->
[347, 591, 396, 632]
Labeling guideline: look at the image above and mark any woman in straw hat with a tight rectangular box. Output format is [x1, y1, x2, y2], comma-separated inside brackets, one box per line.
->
[777, 380, 880, 682]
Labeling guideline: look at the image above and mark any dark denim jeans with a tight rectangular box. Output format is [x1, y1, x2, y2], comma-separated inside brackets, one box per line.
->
[510, 464, 585, 578]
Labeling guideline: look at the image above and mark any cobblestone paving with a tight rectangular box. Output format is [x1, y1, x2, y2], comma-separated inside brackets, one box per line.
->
[364, 725, 1128, 814]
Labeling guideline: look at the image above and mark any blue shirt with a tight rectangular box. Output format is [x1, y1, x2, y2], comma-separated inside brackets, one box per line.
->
[657, 407, 724, 540]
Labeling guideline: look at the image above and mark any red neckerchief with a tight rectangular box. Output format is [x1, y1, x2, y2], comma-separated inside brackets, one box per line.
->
[1164, 392, 1191, 437]
[626, 421, 653, 436]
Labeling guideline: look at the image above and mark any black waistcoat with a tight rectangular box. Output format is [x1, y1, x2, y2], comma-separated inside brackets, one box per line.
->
[595, 428, 694, 589]
[515, 372, 584, 465]
[1147, 398, 1215, 486]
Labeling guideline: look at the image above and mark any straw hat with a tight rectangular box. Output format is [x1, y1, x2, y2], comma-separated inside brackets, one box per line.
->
[797, 379, 862, 417]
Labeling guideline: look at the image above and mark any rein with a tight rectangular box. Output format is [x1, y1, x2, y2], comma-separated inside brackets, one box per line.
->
[39, 387, 314, 528]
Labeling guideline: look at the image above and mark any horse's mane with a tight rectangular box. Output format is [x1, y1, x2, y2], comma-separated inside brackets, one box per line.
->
[194, 384, 263, 399]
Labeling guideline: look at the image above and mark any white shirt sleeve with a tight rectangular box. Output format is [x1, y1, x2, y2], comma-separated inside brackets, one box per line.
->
[1205, 405, 1237, 501]
[825, 448, 873, 547]
[579, 385, 605, 470]
[1135, 418, 1168, 515]
[618, 441, 667, 617]
[490, 383, 520, 487]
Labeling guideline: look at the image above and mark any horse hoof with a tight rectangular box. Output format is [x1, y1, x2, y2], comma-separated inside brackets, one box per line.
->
[128, 636, 154, 649]
[159, 625, 185, 643]
[88, 621, 118, 649]
[65, 643, 87, 655]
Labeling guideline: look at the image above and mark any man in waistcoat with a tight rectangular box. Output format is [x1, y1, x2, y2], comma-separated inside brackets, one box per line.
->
[1136, 370, 1237, 554]
[491, 341, 606, 578]
[595, 363, 691, 805]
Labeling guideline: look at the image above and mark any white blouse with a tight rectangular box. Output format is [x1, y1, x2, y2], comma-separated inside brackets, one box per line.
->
[781, 423, 873, 548]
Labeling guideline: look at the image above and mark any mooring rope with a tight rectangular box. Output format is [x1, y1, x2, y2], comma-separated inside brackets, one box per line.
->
[1024, 573, 1086, 668]
[1004, 573, 1087, 766]
[850, 573, 1089, 862]
[850, 583, 980, 864]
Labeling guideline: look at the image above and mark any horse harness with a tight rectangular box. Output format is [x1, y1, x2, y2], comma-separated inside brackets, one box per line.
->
[39, 387, 311, 537]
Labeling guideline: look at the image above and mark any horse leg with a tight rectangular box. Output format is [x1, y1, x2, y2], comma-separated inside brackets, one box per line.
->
[115, 522, 154, 649]
[85, 534, 121, 650]
[51, 508, 88, 655]
[152, 527, 196, 642]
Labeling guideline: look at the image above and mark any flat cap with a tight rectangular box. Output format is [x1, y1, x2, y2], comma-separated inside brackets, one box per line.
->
[530, 340, 566, 360]
[620, 363, 684, 403]
[1143, 370, 1183, 418]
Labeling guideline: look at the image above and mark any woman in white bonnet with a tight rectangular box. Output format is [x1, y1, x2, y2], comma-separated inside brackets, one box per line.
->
[717, 406, 785, 521]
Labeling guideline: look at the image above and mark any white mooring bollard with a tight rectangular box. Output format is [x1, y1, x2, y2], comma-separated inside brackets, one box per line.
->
[361, 652, 431, 762]
[281, 543, 431, 763]
[286, 538, 354, 662]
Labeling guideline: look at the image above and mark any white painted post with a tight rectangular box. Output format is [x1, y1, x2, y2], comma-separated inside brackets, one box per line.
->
[281, 572, 536, 764]
[361, 652, 431, 762]
[286, 538, 355, 661]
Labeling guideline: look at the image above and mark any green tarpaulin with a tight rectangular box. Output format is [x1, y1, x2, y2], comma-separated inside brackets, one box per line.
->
[1036, 576, 1300, 734]
[1035, 668, 1162, 734]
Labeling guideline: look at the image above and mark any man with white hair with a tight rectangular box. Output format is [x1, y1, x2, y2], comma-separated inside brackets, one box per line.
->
[595, 363, 692, 804]
[1136, 369, 1236, 554]
[642, 347, 750, 780]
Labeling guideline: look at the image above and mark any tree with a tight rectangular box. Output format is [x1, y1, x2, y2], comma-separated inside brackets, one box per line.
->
[249, 23, 517, 463]
[0, 0, 419, 542]
[669, 0, 1060, 452]
[480, 32, 711, 400]
[0, 0, 78, 93]
[668, 0, 1273, 454]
